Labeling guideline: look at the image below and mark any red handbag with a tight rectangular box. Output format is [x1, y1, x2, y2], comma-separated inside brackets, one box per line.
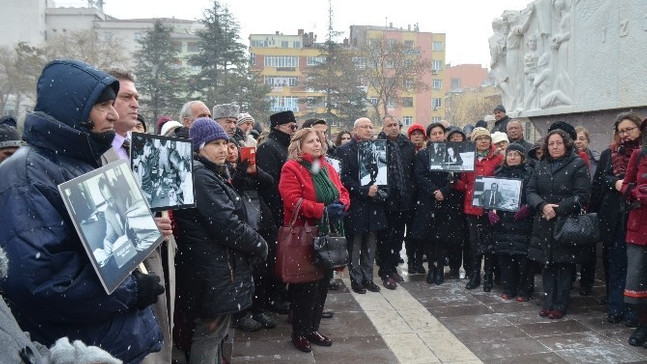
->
[275, 198, 325, 283]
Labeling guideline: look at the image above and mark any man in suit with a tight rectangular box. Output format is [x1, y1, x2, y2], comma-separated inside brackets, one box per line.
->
[480, 182, 505, 209]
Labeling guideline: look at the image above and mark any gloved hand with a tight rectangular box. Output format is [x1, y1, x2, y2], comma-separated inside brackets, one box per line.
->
[514, 205, 531, 221]
[487, 210, 500, 225]
[132, 270, 165, 310]
[325, 201, 345, 221]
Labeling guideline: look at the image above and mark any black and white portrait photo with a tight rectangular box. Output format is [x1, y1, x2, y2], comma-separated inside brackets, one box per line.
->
[429, 142, 475, 172]
[58, 160, 164, 294]
[130, 132, 195, 211]
[472, 176, 523, 212]
[326, 156, 341, 174]
[358, 139, 388, 186]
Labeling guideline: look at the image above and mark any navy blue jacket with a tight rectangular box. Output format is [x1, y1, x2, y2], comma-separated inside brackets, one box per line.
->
[0, 60, 162, 364]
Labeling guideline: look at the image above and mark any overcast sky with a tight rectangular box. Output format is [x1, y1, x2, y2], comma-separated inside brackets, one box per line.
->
[89, 0, 530, 67]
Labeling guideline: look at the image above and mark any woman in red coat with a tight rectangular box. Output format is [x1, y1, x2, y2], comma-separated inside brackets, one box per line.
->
[279, 128, 350, 353]
[453, 127, 503, 291]
[621, 117, 647, 347]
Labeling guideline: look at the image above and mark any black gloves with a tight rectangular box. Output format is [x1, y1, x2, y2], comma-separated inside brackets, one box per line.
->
[325, 201, 345, 221]
[132, 270, 165, 310]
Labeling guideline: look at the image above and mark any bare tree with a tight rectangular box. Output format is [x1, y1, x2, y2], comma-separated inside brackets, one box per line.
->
[358, 37, 431, 120]
[445, 87, 501, 128]
[44, 31, 129, 70]
[0, 43, 46, 115]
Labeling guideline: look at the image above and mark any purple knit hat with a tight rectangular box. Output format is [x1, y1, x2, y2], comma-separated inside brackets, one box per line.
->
[189, 117, 230, 151]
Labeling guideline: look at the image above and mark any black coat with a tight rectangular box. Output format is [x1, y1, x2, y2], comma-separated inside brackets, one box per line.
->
[590, 148, 624, 244]
[491, 115, 511, 133]
[337, 138, 387, 234]
[509, 138, 534, 154]
[174, 156, 268, 319]
[493, 163, 534, 255]
[378, 132, 416, 212]
[409, 147, 466, 242]
[527, 152, 591, 264]
[257, 129, 291, 227]
[231, 163, 277, 233]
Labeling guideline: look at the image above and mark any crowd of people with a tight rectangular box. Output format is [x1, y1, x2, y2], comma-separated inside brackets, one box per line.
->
[0, 59, 646, 363]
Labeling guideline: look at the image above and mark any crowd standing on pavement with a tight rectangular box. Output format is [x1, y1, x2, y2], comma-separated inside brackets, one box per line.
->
[2, 59, 647, 363]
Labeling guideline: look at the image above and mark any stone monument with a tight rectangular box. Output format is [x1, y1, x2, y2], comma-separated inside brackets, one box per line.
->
[490, 0, 647, 150]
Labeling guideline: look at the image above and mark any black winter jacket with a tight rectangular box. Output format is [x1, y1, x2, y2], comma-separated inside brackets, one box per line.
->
[257, 129, 291, 227]
[174, 155, 268, 319]
[527, 152, 591, 264]
[493, 163, 534, 255]
[378, 132, 416, 212]
[337, 138, 387, 234]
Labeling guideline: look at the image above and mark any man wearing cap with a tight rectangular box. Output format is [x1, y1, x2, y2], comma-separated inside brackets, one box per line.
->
[179, 100, 211, 128]
[235, 112, 258, 147]
[0, 60, 164, 363]
[506, 119, 534, 152]
[256, 110, 298, 314]
[212, 103, 240, 138]
[0, 124, 20, 164]
[492, 104, 511, 133]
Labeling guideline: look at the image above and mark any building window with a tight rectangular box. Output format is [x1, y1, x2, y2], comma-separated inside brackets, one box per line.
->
[432, 41, 444, 51]
[402, 97, 413, 107]
[264, 76, 298, 87]
[293, 41, 301, 48]
[387, 99, 396, 109]
[281, 41, 289, 48]
[369, 98, 378, 106]
[249, 53, 256, 66]
[268, 96, 300, 112]
[306, 56, 325, 66]
[431, 116, 442, 123]
[172, 42, 182, 52]
[402, 116, 413, 126]
[187, 42, 200, 52]
[404, 40, 414, 48]
[134, 32, 145, 41]
[265, 56, 299, 68]
[432, 60, 443, 71]
[450, 77, 461, 90]
[250, 40, 264, 48]
[432, 98, 442, 108]
[432, 79, 443, 89]
[404, 79, 413, 89]
[104, 32, 114, 41]
[353, 57, 366, 69]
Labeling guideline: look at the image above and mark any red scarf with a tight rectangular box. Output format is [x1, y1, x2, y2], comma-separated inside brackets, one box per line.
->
[610, 139, 640, 177]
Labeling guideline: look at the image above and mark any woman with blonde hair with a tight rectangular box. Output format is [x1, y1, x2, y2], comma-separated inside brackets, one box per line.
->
[279, 128, 350, 353]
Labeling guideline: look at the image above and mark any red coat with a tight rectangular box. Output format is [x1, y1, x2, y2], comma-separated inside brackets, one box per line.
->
[453, 145, 503, 216]
[621, 149, 647, 246]
[279, 155, 350, 227]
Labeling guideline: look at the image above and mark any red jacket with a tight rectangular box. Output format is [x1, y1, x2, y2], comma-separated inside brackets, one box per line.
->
[621, 149, 647, 246]
[453, 145, 503, 216]
[279, 155, 350, 227]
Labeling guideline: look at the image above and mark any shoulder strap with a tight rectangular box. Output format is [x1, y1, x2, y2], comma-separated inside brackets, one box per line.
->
[288, 198, 304, 227]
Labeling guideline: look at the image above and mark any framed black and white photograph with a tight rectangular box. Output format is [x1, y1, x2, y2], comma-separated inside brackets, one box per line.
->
[58, 160, 165, 294]
[130, 132, 195, 212]
[429, 141, 475, 172]
[358, 139, 388, 186]
[326, 156, 341, 174]
[472, 176, 523, 212]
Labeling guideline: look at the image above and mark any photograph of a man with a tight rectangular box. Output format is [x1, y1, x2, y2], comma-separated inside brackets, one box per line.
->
[480, 182, 505, 209]
[358, 139, 388, 186]
[429, 142, 447, 169]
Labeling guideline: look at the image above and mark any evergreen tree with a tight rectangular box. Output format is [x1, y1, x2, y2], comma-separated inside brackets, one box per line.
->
[190, 0, 270, 121]
[133, 20, 187, 123]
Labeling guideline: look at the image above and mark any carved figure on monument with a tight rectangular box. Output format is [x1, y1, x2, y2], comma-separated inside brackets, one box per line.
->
[502, 3, 535, 112]
[489, 16, 513, 108]
[523, 34, 540, 110]
[546, 0, 574, 108]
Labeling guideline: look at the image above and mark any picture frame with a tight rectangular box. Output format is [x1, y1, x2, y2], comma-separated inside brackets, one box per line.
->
[130, 132, 196, 212]
[325, 156, 341, 174]
[472, 176, 523, 212]
[58, 160, 165, 294]
[428, 141, 476, 172]
[358, 139, 388, 186]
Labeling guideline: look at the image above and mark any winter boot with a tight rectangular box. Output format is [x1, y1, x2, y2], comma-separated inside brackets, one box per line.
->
[426, 264, 436, 284]
[434, 264, 445, 285]
[465, 271, 481, 289]
[483, 255, 494, 292]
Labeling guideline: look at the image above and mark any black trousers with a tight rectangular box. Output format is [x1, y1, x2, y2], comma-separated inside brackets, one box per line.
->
[498, 253, 534, 298]
[377, 210, 408, 278]
[542, 262, 575, 312]
[466, 215, 490, 274]
[289, 277, 329, 336]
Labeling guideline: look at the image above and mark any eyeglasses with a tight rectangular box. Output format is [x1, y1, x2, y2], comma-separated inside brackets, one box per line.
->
[618, 126, 638, 135]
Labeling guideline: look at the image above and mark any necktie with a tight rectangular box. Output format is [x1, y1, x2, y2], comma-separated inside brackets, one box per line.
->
[490, 193, 496, 206]
[122, 139, 131, 155]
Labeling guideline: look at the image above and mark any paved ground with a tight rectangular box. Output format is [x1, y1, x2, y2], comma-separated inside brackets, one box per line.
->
[232, 266, 647, 363]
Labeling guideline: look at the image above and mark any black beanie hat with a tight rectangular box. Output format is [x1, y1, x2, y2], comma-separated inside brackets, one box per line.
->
[270, 111, 296, 128]
[95, 85, 117, 105]
[548, 121, 576, 141]
[494, 104, 506, 113]
[506, 142, 526, 158]
[0, 124, 20, 149]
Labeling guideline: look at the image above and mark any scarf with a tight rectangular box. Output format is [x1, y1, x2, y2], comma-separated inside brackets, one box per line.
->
[549, 157, 564, 173]
[299, 154, 339, 234]
[387, 138, 407, 200]
[611, 139, 640, 177]
[476, 150, 489, 160]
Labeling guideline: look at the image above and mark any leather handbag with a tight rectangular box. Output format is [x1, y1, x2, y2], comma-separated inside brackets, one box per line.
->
[553, 212, 600, 246]
[313, 212, 349, 269]
[275, 198, 324, 283]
